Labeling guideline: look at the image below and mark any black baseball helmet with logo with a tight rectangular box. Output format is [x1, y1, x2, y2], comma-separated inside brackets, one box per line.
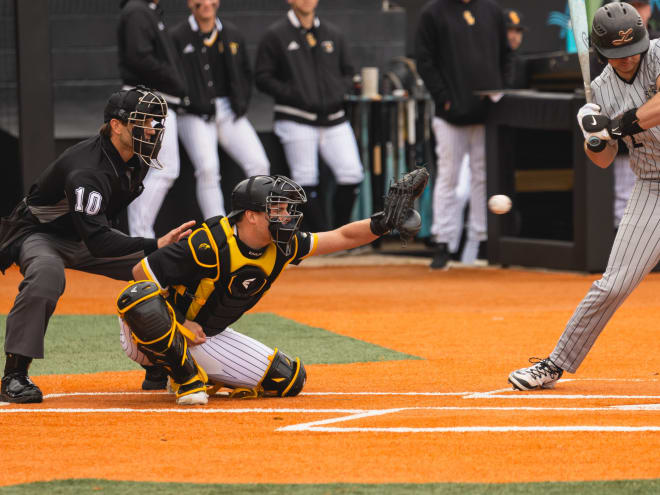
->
[591, 2, 649, 59]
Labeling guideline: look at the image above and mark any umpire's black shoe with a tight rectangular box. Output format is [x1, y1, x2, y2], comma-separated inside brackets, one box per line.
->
[430, 243, 451, 270]
[0, 372, 43, 403]
[141, 365, 168, 390]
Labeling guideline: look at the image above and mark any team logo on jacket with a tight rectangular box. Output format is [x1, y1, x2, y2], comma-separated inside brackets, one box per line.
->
[613, 28, 634, 46]
[287, 41, 300, 51]
[321, 40, 334, 53]
[183, 43, 195, 54]
[229, 42, 239, 55]
[646, 83, 658, 99]
[463, 10, 475, 26]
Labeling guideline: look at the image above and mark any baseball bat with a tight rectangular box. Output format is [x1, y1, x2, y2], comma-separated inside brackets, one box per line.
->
[568, 0, 601, 148]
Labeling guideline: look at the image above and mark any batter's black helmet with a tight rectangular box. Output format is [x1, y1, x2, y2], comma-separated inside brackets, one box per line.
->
[591, 2, 649, 59]
[227, 175, 307, 256]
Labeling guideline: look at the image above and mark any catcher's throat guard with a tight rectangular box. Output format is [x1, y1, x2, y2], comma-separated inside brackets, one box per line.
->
[117, 281, 207, 399]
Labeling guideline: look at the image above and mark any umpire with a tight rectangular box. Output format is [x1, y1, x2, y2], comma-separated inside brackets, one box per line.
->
[0, 88, 194, 403]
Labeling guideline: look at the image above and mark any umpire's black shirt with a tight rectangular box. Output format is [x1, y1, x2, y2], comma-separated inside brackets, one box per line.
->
[24, 134, 157, 258]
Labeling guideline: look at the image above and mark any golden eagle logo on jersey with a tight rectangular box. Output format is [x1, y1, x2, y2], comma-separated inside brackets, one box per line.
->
[321, 40, 334, 53]
[305, 32, 317, 48]
[463, 10, 475, 26]
[612, 28, 634, 46]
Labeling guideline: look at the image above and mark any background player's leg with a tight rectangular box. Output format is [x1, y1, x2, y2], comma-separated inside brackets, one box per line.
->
[449, 154, 470, 254]
[318, 121, 364, 228]
[550, 179, 660, 372]
[178, 113, 226, 218]
[430, 117, 470, 268]
[274, 120, 325, 231]
[214, 97, 270, 178]
[461, 124, 487, 265]
[128, 109, 180, 238]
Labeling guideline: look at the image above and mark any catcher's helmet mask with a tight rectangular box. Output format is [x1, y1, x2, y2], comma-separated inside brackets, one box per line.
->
[591, 2, 649, 60]
[228, 175, 307, 256]
[104, 86, 168, 169]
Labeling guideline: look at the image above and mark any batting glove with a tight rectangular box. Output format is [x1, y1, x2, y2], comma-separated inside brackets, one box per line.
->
[577, 103, 605, 139]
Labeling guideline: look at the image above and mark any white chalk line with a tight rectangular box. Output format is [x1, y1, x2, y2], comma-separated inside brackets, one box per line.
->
[278, 426, 660, 433]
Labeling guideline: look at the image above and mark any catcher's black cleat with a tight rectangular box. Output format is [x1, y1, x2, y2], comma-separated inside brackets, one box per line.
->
[0, 372, 43, 403]
[141, 365, 168, 390]
[430, 243, 450, 270]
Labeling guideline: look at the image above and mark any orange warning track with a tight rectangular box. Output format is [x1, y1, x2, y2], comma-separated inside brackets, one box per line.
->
[1, 264, 660, 485]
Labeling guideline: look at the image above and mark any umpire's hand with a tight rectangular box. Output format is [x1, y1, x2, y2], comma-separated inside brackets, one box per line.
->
[157, 220, 196, 248]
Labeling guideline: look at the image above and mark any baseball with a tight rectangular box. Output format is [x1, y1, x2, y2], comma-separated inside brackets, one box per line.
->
[488, 194, 512, 215]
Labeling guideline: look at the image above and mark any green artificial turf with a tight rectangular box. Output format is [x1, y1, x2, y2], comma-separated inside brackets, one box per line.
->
[0, 313, 418, 375]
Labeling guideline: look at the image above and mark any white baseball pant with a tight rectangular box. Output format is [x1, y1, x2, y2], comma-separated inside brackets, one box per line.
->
[430, 117, 487, 246]
[273, 120, 364, 187]
[177, 97, 270, 219]
[120, 319, 274, 389]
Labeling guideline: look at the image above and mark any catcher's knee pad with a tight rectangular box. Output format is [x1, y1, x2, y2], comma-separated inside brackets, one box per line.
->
[117, 281, 205, 390]
[259, 349, 306, 397]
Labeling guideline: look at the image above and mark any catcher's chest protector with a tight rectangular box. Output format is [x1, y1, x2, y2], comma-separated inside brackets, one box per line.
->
[170, 216, 297, 335]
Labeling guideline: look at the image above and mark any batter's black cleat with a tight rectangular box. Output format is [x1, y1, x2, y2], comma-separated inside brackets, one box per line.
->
[430, 243, 451, 270]
[141, 365, 168, 390]
[0, 372, 43, 403]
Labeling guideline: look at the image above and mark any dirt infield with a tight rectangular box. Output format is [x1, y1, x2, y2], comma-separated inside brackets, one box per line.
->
[1, 262, 660, 486]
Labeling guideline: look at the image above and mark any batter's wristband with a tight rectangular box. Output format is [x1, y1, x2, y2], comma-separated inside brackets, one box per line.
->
[612, 108, 643, 137]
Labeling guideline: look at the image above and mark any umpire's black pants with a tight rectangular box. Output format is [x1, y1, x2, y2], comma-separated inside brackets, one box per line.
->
[4, 232, 145, 359]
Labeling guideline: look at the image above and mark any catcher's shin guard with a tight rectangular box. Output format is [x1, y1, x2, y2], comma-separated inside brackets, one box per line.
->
[259, 349, 306, 397]
[117, 281, 207, 401]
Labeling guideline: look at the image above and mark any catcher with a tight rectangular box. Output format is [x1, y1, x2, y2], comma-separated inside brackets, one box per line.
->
[117, 169, 428, 405]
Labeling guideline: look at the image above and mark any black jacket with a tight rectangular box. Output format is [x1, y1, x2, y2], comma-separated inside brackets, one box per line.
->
[170, 16, 252, 118]
[255, 10, 354, 126]
[0, 134, 157, 272]
[117, 0, 187, 99]
[415, 0, 510, 125]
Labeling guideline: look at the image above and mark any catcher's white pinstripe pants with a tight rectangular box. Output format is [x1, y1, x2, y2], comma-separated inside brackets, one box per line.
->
[120, 319, 273, 388]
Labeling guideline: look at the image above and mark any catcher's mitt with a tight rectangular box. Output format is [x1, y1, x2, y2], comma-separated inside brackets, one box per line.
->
[370, 167, 430, 244]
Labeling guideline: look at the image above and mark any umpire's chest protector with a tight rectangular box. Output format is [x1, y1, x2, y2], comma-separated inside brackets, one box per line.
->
[170, 216, 297, 335]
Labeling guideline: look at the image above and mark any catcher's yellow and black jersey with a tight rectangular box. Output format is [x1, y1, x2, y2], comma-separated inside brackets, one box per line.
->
[141, 216, 317, 335]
